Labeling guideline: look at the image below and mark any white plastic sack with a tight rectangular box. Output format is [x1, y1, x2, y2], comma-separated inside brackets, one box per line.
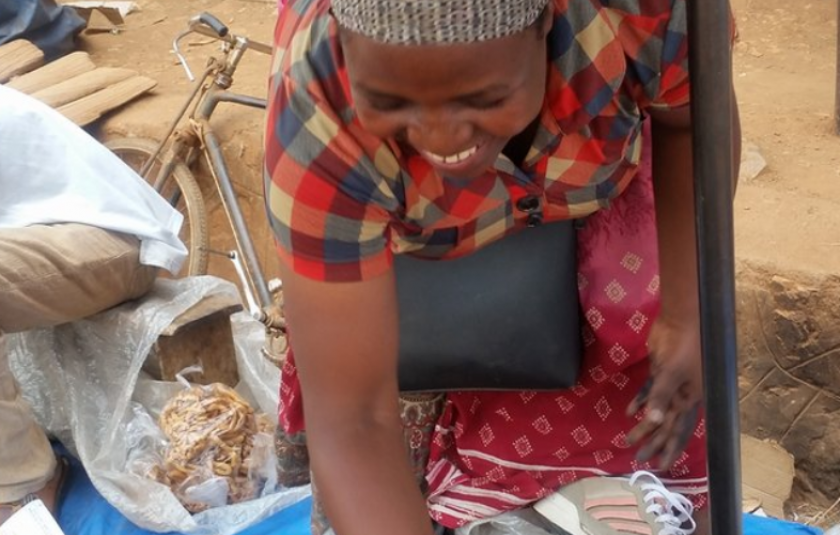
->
[8, 276, 309, 535]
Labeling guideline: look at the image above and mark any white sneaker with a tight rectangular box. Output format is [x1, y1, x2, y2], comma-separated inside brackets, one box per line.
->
[533, 471, 696, 535]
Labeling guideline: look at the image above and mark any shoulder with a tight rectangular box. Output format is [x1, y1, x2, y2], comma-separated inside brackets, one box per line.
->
[598, 0, 688, 64]
[549, 0, 689, 114]
[271, 0, 351, 115]
[546, 0, 686, 60]
[597, 0, 684, 17]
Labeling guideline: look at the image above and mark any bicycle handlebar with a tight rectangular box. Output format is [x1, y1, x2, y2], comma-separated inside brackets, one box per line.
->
[191, 12, 229, 38]
[173, 12, 273, 81]
[187, 12, 272, 55]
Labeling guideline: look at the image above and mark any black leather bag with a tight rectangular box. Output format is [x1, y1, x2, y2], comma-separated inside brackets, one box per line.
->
[395, 221, 582, 392]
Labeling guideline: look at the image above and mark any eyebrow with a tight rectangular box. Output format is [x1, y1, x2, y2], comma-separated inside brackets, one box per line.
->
[355, 83, 512, 103]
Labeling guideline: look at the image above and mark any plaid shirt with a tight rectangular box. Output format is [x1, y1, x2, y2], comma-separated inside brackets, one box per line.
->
[265, 0, 690, 282]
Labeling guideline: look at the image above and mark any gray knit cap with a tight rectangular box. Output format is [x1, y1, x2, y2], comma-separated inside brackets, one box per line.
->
[331, 0, 551, 45]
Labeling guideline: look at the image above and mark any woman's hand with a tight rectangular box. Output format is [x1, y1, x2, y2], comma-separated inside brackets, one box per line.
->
[625, 315, 703, 470]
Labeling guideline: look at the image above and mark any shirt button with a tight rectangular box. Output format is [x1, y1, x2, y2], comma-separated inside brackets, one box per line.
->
[526, 213, 543, 228]
[516, 195, 540, 213]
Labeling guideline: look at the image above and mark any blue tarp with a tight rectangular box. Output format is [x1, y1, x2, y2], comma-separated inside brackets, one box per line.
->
[57, 454, 311, 535]
[0, 0, 85, 60]
[744, 514, 823, 535]
[56, 451, 822, 535]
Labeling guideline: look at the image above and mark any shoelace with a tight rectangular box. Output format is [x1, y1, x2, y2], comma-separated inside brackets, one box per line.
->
[628, 471, 697, 535]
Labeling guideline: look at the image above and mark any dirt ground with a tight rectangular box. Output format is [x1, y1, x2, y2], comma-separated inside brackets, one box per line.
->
[731, 0, 840, 276]
[72, 0, 840, 525]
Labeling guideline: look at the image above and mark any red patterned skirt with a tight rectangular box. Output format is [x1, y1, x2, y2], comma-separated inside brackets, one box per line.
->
[278, 138, 708, 529]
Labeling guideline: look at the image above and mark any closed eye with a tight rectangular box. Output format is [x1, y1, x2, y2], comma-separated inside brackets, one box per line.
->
[462, 97, 508, 110]
[364, 95, 410, 112]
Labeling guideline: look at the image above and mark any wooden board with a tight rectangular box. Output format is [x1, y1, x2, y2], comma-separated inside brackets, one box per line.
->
[6, 52, 96, 95]
[0, 40, 44, 83]
[1, 40, 156, 127]
[741, 434, 795, 518]
[145, 293, 243, 387]
[57, 75, 157, 126]
[31, 67, 137, 108]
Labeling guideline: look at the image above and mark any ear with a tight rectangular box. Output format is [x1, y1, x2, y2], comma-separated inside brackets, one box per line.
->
[540, 2, 555, 37]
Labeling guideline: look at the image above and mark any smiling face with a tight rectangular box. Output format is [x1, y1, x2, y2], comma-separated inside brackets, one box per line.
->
[340, 7, 553, 179]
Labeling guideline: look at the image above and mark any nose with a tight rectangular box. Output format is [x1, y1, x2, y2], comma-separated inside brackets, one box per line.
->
[406, 106, 474, 156]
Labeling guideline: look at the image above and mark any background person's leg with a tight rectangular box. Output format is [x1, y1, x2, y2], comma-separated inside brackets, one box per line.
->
[0, 223, 156, 507]
[0, 223, 156, 332]
[0, 334, 56, 503]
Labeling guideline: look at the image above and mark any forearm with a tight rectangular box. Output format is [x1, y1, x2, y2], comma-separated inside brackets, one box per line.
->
[651, 124, 700, 323]
[651, 92, 740, 321]
[308, 414, 434, 535]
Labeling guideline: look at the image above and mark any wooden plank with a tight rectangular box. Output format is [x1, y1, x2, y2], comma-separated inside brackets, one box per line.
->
[740, 435, 795, 518]
[57, 75, 157, 126]
[0, 40, 44, 83]
[6, 52, 96, 95]
[144, 294, 243, 387]
[162, 293, 242, 336]
[30, 67, 137, 108]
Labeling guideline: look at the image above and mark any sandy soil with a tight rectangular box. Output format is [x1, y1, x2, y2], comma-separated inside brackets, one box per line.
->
[731, 0, 840, 275]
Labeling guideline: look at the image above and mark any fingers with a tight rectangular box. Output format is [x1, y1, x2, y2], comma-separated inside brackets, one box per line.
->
[629, 402, 699, 470]
[625, 372, 674, 447]
[626, 378, 653, 417]
[626, 376, 698, 467]
[625, 410, 662, 447]
[659, 404, 700, 470]
[635, 409, 678, 463]
[641, 367, 683, 427]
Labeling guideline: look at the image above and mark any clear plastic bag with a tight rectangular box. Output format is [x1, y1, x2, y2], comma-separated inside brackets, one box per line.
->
[454, 509, 558, 535]
[8, 277, 310, 535]
[231, 312, 281, 415]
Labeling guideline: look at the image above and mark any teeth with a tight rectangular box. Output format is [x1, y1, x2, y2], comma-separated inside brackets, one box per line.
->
[425, 145, 478, 165]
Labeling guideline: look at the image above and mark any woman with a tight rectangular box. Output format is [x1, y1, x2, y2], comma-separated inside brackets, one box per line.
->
[264, 1, 740, 534]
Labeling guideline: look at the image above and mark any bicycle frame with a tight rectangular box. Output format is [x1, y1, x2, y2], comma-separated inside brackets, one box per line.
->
[194, 85, 272, 313]
[141, 20, 283, 335]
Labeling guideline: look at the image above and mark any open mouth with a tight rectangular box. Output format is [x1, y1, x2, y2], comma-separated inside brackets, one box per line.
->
[417, 143, 492, 177]
[422, 145, 479, 165]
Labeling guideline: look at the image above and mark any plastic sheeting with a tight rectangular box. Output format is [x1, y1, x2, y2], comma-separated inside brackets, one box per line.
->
[454, 509, 555, 535]
[0, 0, 85, 60]
[56, 447, 312, 535]
[452, 510, 824, 535]
[8, 277, 309, 535]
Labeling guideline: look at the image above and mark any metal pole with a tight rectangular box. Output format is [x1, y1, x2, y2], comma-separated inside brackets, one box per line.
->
[686, 1, 743, 535]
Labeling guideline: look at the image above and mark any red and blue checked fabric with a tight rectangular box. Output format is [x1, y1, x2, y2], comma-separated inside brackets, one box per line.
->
[264, 0, 691, 282]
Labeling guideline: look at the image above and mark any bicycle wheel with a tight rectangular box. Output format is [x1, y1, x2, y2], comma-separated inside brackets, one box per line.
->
[105, 136, 210, 277]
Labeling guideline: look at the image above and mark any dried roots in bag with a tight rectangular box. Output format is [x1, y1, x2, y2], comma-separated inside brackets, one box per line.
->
[149, 383, 274, 512]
